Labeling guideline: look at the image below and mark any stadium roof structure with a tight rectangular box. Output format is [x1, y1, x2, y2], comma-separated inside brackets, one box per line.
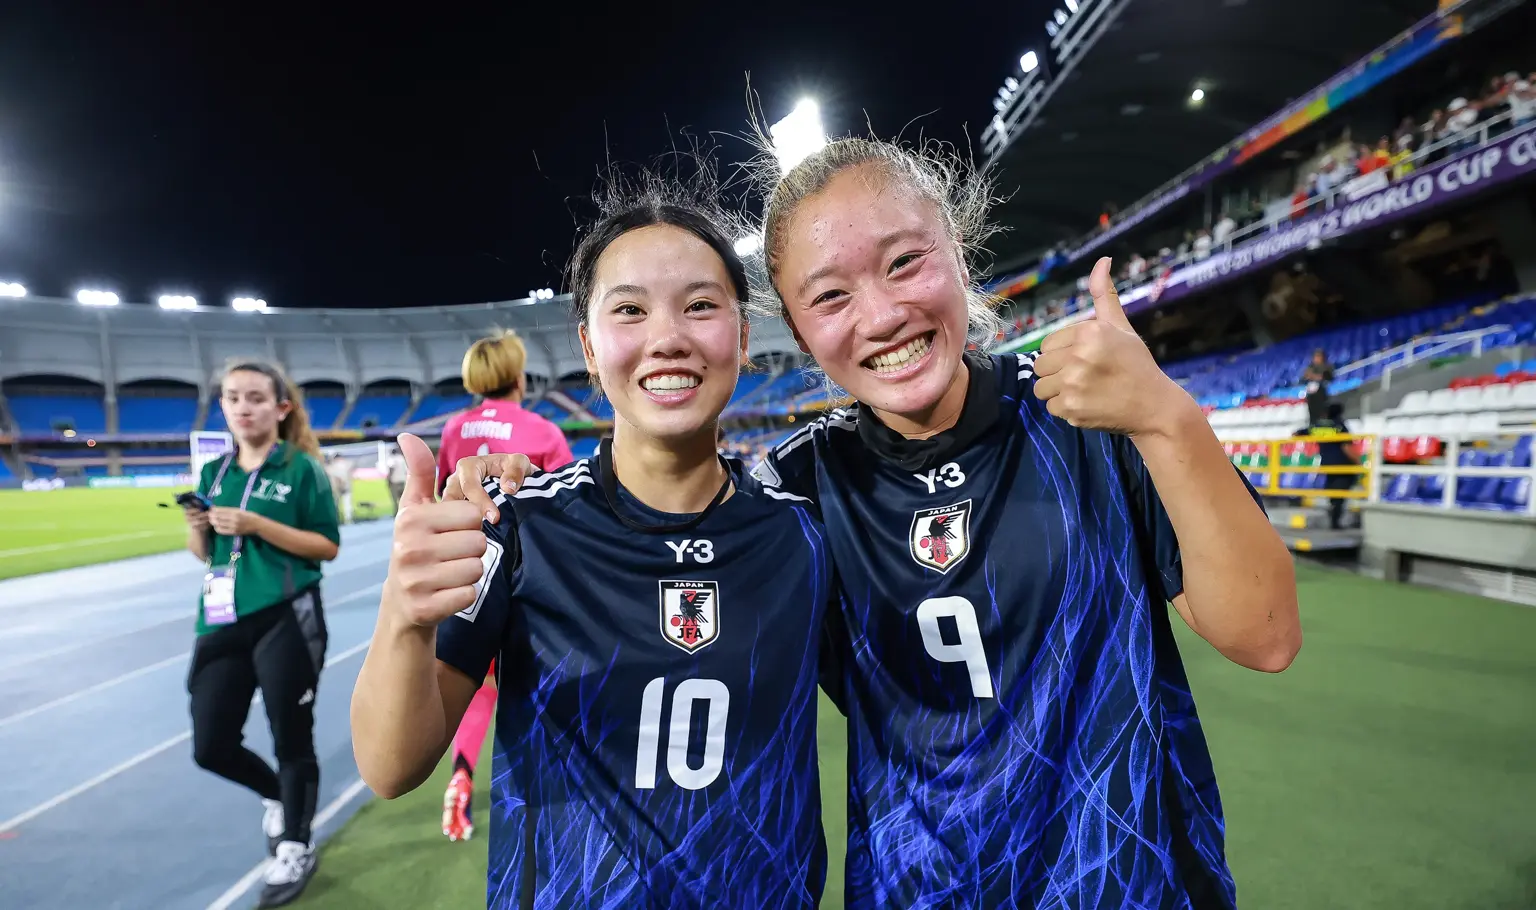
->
[0, 295, 800, 388]
[983, 0, 1434, 275]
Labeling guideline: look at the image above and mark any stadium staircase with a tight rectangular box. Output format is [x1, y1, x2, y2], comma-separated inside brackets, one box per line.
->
[333, 394, 358, 431]
[545, 388, 592, 421]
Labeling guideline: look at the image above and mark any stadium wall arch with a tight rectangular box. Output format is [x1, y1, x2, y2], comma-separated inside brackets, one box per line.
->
[0, 295, 807, 396]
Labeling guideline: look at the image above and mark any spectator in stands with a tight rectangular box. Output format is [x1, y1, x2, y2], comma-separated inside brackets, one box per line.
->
[1302, 347, 1334, 425]
[1193, 227, 1212, 260]
[431, 327, 573, 843]
[1509, 78, 1536, 128]
[182, 359, 339, 907]
[1443, 98, 1479, 154]
[1212, 211, 1237, 246]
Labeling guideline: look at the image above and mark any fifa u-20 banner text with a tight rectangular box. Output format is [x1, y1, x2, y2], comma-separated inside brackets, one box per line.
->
[1121, 125, 1536, 316]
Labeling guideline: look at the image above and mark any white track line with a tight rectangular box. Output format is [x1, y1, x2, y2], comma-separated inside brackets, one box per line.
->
[0, 531, 161, 559]
[0, 634, 376, 835]
[0, 652, 190, 729]
[0, 583, 385, 724]
[204, 777, 372, 910]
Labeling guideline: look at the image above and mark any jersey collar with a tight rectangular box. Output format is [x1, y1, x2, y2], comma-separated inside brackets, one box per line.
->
[855, 351, 1000, 473]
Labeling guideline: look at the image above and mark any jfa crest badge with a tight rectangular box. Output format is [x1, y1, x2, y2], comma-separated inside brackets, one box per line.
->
[659, 580, 720, 653]
[910, 500, 973, 574]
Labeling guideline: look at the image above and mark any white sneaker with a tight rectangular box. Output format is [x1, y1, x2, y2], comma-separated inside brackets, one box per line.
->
[261, 799, 284, 857]
[258, 840, 317, 908]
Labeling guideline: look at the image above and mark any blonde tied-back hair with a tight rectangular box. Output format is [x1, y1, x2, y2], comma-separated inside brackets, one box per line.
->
[745, 130, 1007, 362]
[223, 359, 322, 462]
[462, 329, 529, 401]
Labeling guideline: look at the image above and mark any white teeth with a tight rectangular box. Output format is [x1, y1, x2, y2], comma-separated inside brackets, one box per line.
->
[865, 335, 931, 373]
[642, 374, 701, 391]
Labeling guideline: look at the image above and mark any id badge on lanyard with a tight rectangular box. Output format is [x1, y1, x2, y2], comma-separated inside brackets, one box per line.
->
[203, 457, 263, 627]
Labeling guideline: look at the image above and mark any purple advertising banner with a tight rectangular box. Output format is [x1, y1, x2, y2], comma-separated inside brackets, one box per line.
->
[1121, 125, 1536, 316]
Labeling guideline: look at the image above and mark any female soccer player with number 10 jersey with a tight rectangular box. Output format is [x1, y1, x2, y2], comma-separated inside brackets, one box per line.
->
[446, 138, 1302, 910]
[351, 177, 835, 910]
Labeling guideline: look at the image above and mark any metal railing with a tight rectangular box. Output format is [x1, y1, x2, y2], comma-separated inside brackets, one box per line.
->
[1369, 431, 1536, 515]
[1335, 324, 1514, 390]
[1224, 435, 1375, 500]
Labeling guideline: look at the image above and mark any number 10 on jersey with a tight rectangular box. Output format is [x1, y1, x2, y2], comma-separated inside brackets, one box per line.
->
[635, 677, 730, 790]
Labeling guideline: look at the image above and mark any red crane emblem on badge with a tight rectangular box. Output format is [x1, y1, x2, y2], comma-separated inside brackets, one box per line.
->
[919, 514, 958, 567]
[669, 589, 712, 646]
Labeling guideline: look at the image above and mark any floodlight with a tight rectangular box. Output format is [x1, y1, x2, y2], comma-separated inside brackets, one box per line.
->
[158, 294, 198, 310]
[770, 99, 828, 175]
[77, 289, 119, 307]
[1020, 51, 1039, 73]
[734, 234, 762, 257]
[1065, 0, 1078, 12]
[232, 296, 268, 312]
[0, 282, 24, 298]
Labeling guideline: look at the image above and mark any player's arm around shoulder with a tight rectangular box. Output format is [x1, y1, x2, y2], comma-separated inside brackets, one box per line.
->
[351, 434, 502, 799]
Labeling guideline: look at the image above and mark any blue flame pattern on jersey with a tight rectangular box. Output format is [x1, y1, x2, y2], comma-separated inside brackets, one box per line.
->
[437, 457, 833, 909]
[755, 353, 1244, 910]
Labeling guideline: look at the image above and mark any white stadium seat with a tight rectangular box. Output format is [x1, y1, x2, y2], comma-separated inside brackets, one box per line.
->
[1398, 390, 1431, 414]
[1480, 384, 1515, 410]
[1512, 382, 1536, 408]
[1425, 388, 1456, 412]
[1450, 386, 1485, 411]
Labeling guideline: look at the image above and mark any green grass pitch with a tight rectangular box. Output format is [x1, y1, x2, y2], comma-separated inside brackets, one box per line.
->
[0, 480, 396, 580]
[298, 564, 1536, 910]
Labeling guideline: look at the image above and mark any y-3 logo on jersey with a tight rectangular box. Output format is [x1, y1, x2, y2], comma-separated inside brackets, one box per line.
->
[910, 500, 973, 574]
[665, 539, 714, 563]
[914, 462, 966, 494]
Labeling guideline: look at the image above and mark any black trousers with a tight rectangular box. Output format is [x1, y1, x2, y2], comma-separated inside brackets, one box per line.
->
[188, 587, 328, 844]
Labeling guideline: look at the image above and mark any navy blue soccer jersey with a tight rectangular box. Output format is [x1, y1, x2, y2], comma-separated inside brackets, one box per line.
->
[436, 450, 834, 910]
[752, 352, 1248, 910]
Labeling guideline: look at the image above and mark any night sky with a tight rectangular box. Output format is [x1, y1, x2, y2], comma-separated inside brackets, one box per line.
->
[0, 1, 1054, 310]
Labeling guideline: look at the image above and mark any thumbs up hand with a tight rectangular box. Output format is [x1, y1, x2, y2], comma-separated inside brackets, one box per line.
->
[383, 434, 492, 629]
[1031, 257, 1198, 437]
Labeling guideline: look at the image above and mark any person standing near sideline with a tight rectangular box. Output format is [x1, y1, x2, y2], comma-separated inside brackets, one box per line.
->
[181, 360, 340, 909]
[430, 329, 574, 841]
[325, 452, 354, 525]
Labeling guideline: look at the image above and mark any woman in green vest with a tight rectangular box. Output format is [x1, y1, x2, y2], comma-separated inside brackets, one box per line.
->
[182, 360, 340, 909]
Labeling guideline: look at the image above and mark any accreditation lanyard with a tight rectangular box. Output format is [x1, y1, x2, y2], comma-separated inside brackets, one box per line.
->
[205, 452, 267, 565]
[201, 453, 265, 627]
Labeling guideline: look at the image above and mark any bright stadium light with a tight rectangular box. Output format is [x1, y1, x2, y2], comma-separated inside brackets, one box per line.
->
[232, 296, 268, 312]
[1020, 51, 1039, 73]
[1004, 76, 1020, 91]
[1190, 87, 1206, 103]
[1054, 9, 1068, 25]
[76, 289, 119, 307]
[770, 98, 828, 175]
[1065, 0, 1078, 12]
[528, 287, 554, 300]
[734, 234, 762, 257]
[158, 294, 198, 310]
[0, 281, 25, 298]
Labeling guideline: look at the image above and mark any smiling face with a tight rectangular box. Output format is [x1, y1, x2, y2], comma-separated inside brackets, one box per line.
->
[772, 163, 971, 431]
[579, 223, 747, 444]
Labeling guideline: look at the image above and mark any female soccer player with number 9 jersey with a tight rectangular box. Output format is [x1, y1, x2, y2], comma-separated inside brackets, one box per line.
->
[351, 176, 835, 910]
[445, 136, 1302, 910]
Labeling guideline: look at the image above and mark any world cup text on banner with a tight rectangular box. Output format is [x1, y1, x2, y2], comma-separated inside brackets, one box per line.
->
[1120, 125, 1536, 316]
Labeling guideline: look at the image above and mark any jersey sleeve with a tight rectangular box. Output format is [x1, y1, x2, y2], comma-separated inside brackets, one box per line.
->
[298, 455, 342, 545]
[435, 481, 523, 683]
[1112, 434, 1264, 604]
[749, 430, 821, 505]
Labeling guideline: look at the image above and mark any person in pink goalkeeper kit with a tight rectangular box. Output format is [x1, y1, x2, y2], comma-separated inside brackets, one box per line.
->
[431, 328, 573, 841]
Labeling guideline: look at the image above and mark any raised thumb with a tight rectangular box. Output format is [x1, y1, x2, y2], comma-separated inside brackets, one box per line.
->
[396, 433, 437, 507]
[1088, 256, 1133, 331]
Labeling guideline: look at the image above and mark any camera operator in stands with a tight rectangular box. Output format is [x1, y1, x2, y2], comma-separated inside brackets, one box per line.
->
[1302, 347, 1335, 425]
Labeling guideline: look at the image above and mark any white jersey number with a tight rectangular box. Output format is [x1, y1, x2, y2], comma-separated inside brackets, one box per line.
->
[915, 596, 995, 699]
[634, 677, 730, 790]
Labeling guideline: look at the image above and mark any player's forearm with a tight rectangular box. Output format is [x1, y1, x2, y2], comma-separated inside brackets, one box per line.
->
[252, 516, 339, 562]
[351, 605, 452, 798]
[1133, 404, 1302, 672]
